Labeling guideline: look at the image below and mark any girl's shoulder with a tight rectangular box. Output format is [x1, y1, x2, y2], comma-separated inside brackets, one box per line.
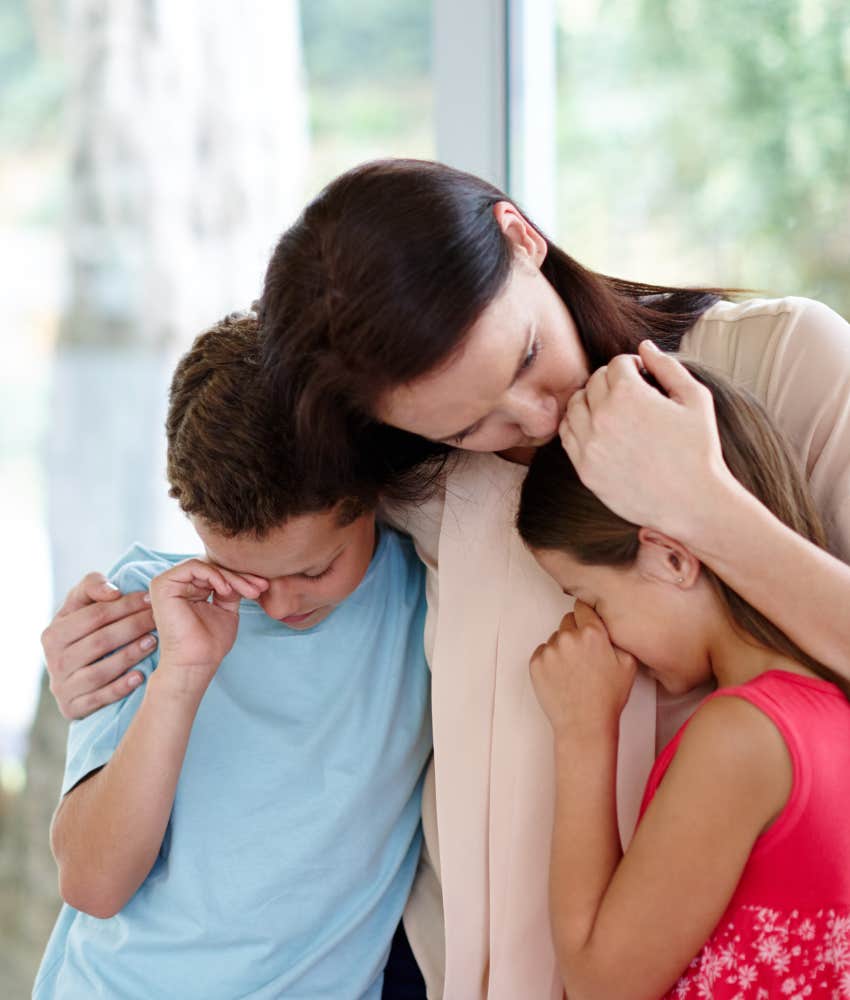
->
[673, 670, 847, 766]
[651, 670, 850, 828]
[673, 688, 792, 793]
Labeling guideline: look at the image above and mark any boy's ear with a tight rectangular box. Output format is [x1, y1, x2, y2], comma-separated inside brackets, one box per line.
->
[635, 527, 701, 588]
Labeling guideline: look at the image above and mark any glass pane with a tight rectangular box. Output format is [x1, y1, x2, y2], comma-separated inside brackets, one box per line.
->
[555, 0, 850, 315]
[302, 0, 433, 196]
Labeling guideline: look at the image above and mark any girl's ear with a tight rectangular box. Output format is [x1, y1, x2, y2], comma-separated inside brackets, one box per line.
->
[635, 527, 701, 588]
[492, 201, 547, 268]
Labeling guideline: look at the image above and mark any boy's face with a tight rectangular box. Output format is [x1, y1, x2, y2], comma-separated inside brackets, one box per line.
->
[192, 506, 377, 630]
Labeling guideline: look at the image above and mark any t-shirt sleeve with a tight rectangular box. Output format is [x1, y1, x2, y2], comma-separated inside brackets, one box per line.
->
[60, 553, 161, 797]
[61, 672, 151, 796]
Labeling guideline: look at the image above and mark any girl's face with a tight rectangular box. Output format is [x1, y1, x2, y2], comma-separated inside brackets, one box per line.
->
[376, 209, 590, 454]
[532, 546, 714, 696]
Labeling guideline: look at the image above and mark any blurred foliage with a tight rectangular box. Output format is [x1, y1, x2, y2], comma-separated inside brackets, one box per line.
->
[0, 0, 64, 149]
[557, 0, 850, 314]
[299, 0, 433, 191]
[301, 0, 430, 86]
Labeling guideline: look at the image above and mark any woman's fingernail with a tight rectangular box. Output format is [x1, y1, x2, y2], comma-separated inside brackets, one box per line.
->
[140, 635, 156, 650]
[128, 673, 143, 688]
[643, 339, 660, 351]
[104, 581, 120, 592]
[143, 593, 152, 604]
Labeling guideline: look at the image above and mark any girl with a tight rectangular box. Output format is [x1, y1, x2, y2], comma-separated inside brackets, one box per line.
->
[516, 363, 850, 998]
[43, 160, 850, 998]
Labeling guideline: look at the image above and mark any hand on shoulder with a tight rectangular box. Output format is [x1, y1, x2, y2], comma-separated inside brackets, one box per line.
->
[42, 571, 157, 719]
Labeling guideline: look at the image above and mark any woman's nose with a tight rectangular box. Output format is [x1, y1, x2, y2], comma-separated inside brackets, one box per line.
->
[510, 392, 559, 439]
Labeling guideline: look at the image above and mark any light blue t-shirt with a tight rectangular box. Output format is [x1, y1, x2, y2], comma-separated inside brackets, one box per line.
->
[35, 526, 431, 1000]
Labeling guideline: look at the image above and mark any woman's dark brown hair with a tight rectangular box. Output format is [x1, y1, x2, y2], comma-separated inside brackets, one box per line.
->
[166, 312, 380, 537]
[516, 362, 849, 697]
[257, 158, 729, 490]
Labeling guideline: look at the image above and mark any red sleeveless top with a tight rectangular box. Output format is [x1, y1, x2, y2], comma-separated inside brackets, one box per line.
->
[638, 671, 850, 998]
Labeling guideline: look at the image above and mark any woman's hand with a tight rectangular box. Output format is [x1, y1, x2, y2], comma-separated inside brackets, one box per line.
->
[559, 342, 734, 545]
[149, 559, 267, 698]
[42, 573, 158, 720]
[530, 601, 637, 740]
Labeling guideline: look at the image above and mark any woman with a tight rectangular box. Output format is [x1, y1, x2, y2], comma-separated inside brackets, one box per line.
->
[43, 159, 850, 999]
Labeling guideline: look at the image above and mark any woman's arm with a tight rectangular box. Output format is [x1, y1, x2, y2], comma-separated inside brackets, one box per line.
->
[561, 342, 850, 675]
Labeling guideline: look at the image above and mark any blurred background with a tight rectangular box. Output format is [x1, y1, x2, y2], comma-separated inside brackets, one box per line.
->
[1, 0, 849, 992]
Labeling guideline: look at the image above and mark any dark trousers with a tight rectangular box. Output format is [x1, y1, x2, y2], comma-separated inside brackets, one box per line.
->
[382, 920, 427, 999]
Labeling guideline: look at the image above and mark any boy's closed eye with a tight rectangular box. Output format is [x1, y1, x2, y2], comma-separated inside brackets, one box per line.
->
[299, 559, 338, 582]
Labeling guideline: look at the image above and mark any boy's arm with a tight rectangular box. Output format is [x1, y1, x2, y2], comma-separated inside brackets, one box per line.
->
[50, 670, 205, 918]
[532, 608, 792, 999]
[50, 558, 266, 918]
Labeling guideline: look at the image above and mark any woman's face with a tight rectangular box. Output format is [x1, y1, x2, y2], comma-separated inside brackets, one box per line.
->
[376, 208, 590, 454]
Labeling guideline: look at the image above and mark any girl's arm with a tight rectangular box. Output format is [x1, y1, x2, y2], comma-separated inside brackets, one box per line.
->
[50, 559, 264, 917]
[552, 695, 790, 1000]
[531, 608, 791, 999]
[561, 341, 850, 676]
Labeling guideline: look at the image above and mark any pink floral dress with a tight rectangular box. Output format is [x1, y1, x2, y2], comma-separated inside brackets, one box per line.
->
[638, 672, 850, 999]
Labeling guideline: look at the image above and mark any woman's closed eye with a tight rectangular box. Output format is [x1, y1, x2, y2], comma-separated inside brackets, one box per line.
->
[518, 335, 540, 375]
[448, 420, 483, 446]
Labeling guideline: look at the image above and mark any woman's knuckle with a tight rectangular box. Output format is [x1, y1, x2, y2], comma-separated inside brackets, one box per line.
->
[87, 602, 108, 630]
[51, 650, 71, 677]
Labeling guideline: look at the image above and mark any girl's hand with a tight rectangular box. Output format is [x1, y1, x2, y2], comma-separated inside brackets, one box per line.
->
[149, 560, 268, 697]
[530, 601, 637, 740]
[559, 342, 734, 546]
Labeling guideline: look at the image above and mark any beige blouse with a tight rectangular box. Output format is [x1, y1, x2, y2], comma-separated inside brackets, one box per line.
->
[396, 297, 850, 999]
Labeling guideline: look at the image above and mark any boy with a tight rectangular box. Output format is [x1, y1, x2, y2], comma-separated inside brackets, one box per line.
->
[34, 313, 432, 999]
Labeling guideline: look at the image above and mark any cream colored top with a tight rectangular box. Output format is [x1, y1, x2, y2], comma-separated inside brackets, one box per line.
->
[397, 297, 850, 999]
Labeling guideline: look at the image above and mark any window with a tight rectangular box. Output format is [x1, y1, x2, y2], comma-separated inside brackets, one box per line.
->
[553, 0, 850, 314]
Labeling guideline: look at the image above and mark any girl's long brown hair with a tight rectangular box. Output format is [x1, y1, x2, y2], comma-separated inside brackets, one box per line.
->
[257, 158, 731, 498]
[516, 362, 850, 698]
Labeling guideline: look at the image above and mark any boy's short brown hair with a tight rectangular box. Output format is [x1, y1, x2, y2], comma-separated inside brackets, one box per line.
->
[166, 311, 377, 537]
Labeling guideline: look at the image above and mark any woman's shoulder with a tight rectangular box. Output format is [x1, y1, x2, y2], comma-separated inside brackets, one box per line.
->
[679, 295, 850, 443]
[681, 295, 850, 374]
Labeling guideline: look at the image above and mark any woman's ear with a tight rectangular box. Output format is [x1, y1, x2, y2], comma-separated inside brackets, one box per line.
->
[635, 527, 701, 588]
[492, 201, 547, 268]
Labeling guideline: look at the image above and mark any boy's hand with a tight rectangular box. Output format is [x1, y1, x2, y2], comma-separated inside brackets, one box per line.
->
[149, 559, 267, 696]
[530, 601, 637, 740]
